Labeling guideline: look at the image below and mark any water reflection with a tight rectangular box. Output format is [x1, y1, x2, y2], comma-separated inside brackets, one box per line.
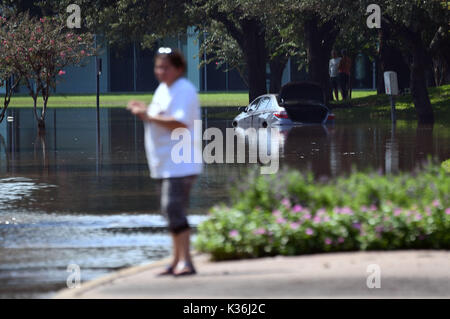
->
[0, 108, 449, 214]
[0, 107, 449, 298]
[0, 133, 7, 173]
[385, 123, 399, 174]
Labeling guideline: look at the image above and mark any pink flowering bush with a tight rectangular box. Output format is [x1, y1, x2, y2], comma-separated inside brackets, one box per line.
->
[0, 14, 22, 123]
[195, 162, 450, 260]
[0, 10, 96, 127]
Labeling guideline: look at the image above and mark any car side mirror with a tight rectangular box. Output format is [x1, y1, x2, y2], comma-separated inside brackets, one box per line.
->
[238, 106, 247, 113]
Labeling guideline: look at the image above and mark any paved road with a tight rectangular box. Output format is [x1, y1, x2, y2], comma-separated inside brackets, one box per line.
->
[53, 250, 450, 299]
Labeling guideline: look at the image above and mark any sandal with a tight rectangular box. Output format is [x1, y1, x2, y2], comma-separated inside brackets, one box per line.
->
[173, 262, 197, 277]
[156, 264, 175, 276]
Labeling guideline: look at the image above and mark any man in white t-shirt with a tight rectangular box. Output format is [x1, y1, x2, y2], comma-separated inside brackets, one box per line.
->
[329, 50, 342, 101]
[127, 48, 202, 277]
[144, 75, 202, 179]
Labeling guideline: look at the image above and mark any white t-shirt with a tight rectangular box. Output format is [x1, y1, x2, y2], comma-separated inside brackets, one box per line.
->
[329, 57, 342, 78]
[144, 77, 203, 179]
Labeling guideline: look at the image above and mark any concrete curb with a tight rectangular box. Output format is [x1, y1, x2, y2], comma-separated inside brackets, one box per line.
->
[53, 250, 204, 299]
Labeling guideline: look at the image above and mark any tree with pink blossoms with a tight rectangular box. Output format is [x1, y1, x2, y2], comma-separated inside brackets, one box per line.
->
[0, 10, 96, 129]
[0, 14, 22, 123]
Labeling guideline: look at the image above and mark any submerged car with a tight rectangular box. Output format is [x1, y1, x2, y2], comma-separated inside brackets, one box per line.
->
[232, 81, 335, 128]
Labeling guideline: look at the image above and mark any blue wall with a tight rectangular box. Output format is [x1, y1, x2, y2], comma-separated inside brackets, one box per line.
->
[15, 37, 110, 95]
[55, 42, 109, 94]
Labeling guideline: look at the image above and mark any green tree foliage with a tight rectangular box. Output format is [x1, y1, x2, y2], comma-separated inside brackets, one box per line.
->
[194, 0, 299, 94]
[361, 0, 450, 123]
[28, 0, 450, 120]
[47, 0, 189, 48]
[188, 0, 272, 101]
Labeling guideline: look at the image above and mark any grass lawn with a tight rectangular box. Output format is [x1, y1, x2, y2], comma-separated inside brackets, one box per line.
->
[5, 87, 448, 124]
[6, 90, 377, 108]
[331, 84, 450, 124]
[6, 92, 251, 108]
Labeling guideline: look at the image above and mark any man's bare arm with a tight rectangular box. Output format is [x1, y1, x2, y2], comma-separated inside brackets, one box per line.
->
[126, 100, 187, 130]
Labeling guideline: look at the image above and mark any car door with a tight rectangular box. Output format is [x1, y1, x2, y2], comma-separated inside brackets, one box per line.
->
[252, 97, 271, 127]
[245, 97, 261, 126]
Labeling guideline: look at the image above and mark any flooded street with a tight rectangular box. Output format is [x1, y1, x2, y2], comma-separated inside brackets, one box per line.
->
[0, 107, 449, 298]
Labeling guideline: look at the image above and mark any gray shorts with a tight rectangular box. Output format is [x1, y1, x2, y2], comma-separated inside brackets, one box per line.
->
[159, 175, 198, 234]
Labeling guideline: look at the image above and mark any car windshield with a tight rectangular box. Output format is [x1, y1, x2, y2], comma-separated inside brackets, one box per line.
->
[246, 98, 260, 112]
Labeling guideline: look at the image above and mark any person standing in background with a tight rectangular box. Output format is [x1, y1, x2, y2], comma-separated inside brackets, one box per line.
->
[329, 50, 342, 101]
[338, 49, 352, 100]
[127, 48, 202, 277]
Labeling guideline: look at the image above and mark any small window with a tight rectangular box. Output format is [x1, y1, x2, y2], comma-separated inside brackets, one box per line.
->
[275, 95, 283, 106]
[246, 98, 261, 113]
[255, 97, 271, 112]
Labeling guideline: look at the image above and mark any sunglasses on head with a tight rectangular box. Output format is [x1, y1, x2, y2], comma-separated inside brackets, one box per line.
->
[157, 47, 172, 54]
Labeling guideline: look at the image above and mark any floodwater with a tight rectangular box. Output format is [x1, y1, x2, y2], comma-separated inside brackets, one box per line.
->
[0, 107, 449, 298]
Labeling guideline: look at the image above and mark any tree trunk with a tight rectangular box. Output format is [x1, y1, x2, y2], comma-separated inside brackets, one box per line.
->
[32, 96, 38, 121]
[269, 55, 288, 93]
[410, 39, 434, 124]
[376, 56, 385, 94]
[378, 28, 411, 94]
[304, 16, 338, 104]
[432, 57, 446, 86]
[38, 102, 48, 131]
[31, 95, 46, 130]
[377, 29, 386, 94]
[1, 77, 20, 123]
[213, 11, 267, 103]
[0, 81, 10, 123]
[382, 13, 434, 124]
[241, 19, 267, 102]
[0, 107, 6, 123]
[41, 86, 49, 127]
[429, 26, 450, 86]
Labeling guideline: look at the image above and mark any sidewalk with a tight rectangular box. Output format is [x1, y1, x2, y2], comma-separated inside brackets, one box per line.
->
[53, 250, 450, 299]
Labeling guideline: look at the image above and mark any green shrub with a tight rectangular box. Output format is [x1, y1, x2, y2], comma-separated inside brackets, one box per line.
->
[194, 162, 450, 260]
[442, 159, 450, 173]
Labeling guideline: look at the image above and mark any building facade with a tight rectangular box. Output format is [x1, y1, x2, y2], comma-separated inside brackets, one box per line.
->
[6, 28, 376, 96]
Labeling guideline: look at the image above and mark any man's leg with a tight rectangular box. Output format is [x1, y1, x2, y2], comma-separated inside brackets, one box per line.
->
[334, 79, 339, 101]
[332, 77, 339, 101]
[158, 179, 183, 275]
[347, 74, 351, 99]
[173, 176, 197, 274]
[175, 228, 192, 265]
[340, 74, 348, 100]
[170, 232, 180, 267]
[164, 175, 198, 275]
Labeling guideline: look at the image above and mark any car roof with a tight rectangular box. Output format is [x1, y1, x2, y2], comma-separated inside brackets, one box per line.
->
[247, 94, 282, 109]
[250, 94, 277, 102]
